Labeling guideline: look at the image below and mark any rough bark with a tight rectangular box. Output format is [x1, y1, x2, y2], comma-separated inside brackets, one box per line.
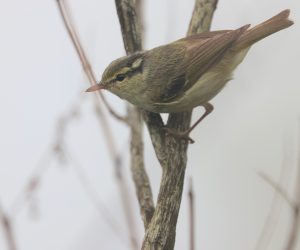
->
[142, 1, 218, 249]
[115, 0, 155, 230]
[115, 0, 218, 249]
[129, 107, 155, 228]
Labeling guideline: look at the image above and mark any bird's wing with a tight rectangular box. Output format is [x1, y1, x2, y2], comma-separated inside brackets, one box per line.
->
[183, 25, 249, 91]
[159, 25, 249, 103]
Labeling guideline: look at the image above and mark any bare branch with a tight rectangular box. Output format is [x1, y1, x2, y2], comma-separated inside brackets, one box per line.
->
[258, 172, 296, 208]
[10, 99, 82, 216]
[114, 0, 155, 231]
[115, 0, 142, 53]
[56, 0, 127, 122]
[284, 196, 299, 250]
[95, 104, 142, 250]
[188, 178, 195, 250]
[10, 98, 131, 248]
[63, 148, 131, 247]
[129, 107, 155, 228]
[0, 204, 17, 250]
[135, 0, 144, 37]
[55, 2, 140, 248]
[9, 148, 53, 216]
[114, 0, 218, 248]
[284, 140, 300, 250]
[255, 151, 292, 250]
[142, 111, 166, 167]
[142, 1, 218, 249]
[257, 140, 300, 250]
[187, 0, 218, 36]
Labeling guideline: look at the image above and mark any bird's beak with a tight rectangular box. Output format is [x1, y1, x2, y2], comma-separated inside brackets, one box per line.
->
[85, 83, 106, 92]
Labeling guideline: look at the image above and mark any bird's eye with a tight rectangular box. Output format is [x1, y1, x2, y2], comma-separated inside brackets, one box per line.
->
[116, 74, 126, 82]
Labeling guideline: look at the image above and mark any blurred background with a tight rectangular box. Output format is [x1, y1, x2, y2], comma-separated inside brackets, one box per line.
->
[0, 0, 299, 249]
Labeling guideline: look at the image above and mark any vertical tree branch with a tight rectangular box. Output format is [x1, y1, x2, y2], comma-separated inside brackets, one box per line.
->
[142, 111, 167, 167]
[115, 0, 218, 249]
[284, 142, 300, 250]
[188, 178, 195, 250]
[284, 202, 299, 250]
[129, 108, 155, 228]
[135, 0, 144, 36]
[187, 0, 218, 36]
[115, 0, 142, 53]
[258, 140, 300, 250]
[114, 0, 155, 230]
[142, 1, 218, 249]
[0, 204, 17, 250]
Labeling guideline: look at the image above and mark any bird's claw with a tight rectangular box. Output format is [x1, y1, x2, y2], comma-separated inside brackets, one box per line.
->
[163, 127, 195, 144]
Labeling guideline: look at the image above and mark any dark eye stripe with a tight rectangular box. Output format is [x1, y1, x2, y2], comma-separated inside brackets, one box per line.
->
[116, 74, 126, 81]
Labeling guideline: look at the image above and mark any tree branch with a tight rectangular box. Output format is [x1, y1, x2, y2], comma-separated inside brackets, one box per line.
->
[129, 107, 155, 228]
[0, 204, 17, 250]
[187, 0, 218, 36]
[258, 172, 296, 208]
[142, 111, 167, 167]
[115, 0, 142, 53]
[257, 142, 300, 250]
[56, 0, 127, 122]
[284, 143, 300, 250]
[55, 1, 140, 248]
[114, 0, 155, 230]
[188, 178, 195, 250]
[115, 0, 218, 248]
[142, 1, 218, 249]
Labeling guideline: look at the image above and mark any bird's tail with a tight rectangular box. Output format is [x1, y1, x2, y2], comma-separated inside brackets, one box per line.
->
[236, 9, 293, 50]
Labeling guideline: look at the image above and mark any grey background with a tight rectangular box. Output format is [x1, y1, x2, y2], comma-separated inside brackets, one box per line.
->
[0, 0, 299, 249]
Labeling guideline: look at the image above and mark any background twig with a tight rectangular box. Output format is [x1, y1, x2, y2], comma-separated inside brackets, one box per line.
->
[284, 137, 300, 250]
[0, 203, 17, 250]
[188, 178, 195, 250]
[56, 1, 140, 248]
[7, 98, 129, 247]
[56, 0, 126, 122]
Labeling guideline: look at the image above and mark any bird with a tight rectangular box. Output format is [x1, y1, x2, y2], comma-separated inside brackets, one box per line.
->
[86, 9, 293, 143]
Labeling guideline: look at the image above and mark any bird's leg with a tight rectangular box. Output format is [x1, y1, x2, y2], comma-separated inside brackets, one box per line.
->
[164, 103, 214, 143]
[185, 103, 214, 135]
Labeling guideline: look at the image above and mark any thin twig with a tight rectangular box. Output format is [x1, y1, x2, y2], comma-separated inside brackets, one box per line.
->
[11, 97, 130, 247]
[56, 0, 127, 123]
[258, 145, 300, 250]
[258, 172, 296, 209]
[55, 2, 139, 248]
[259, 169, 300, 250]
[94, 104, 140, 249]
[114, 0, 155, 231]
[188, 178, 195, 250]
[9, 150, 53, 217]
[0, 204, 17, 250]
[255, 148, 292, 250]
[284, 133, 300, 250]
[63, 148, 131, 247]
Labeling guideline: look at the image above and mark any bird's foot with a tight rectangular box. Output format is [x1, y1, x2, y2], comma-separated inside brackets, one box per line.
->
[163, 127, 195, 144]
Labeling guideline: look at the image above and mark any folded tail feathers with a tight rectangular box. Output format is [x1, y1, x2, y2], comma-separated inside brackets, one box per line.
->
[236, 9, 293, 50]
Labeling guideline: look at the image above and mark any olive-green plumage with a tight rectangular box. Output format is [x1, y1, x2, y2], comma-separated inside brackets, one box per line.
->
[87, 10, 293, 113]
